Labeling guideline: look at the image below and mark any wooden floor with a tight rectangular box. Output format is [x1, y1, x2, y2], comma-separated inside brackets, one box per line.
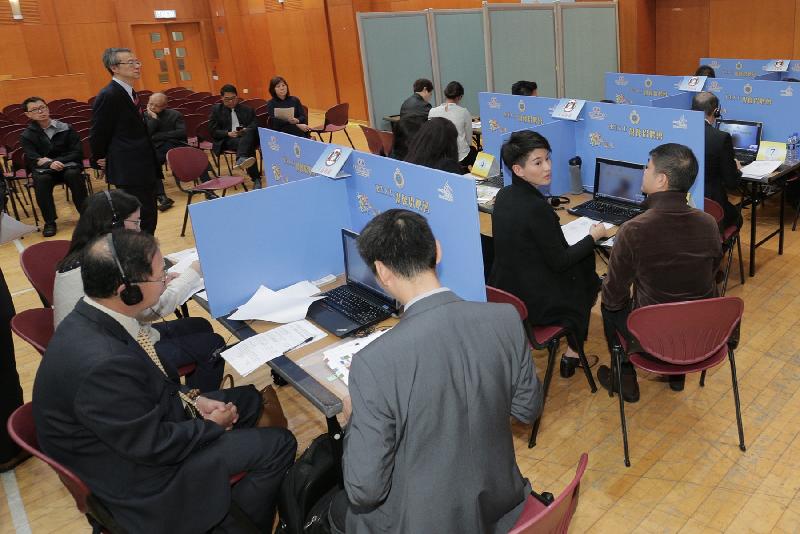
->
[3, 113, 800, 533]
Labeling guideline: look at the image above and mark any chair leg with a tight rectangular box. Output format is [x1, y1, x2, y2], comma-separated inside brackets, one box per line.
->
[614, 345, 631, 467]
[722, 242, 734, 296]
[328, 132, 334, 143]
[528, 337, 558, 448]
[180, 193, 193, 237]
[728, 349, 746, 452]
[736, 235, 744, 286]
[344, 129, 355, 149]
[700, 369, 707, 387]
[570, 333, 598, 393]
[608, 342, 617, 398]
[793, 199, 800, 231]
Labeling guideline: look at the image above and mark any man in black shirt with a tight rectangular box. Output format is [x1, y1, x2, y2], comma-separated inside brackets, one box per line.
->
[399, 78, 434, 119]
[209, 84, 261, 188]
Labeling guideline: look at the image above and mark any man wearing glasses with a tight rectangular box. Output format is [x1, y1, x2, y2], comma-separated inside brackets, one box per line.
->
[209, 84, 262, 188]
[19, 97, 88, 237]
[90, 47, 163, 234]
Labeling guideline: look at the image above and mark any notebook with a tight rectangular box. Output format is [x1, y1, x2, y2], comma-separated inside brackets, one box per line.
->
[716, 119, 762, 165]
[568, 158, 647, 226]
[306, 229, 397, 337]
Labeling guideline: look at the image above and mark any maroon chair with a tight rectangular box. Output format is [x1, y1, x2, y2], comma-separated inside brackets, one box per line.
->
[189, 91, 212, 100]
[2, 103, 20, 114]
[508, 453, 588, 534]
[87, 95, 97, 106]
[379, 130, 394, 157]
[309, 103, 354, 147]
[195, 103, 214, 117]
[704, 197, 744, 295]
[11, 308, 54, 355]
[610, 297, 746, 466]
[359, 125, 386, 155]
[486, 286, 596, 448]
[4, 148, 38, 225]
[241, 98, 267, 110]
[182, 114, 205, 147]
[255, 104, 268, 116]
[20, 240, 71, 307]
[202, 95, 221, 106]
[167, 147, 247, 236]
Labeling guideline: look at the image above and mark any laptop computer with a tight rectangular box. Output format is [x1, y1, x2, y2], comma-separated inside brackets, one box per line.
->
[306, 229, 397, 337]
[716, 119, 762, 165]
[568, 158, 647, 226]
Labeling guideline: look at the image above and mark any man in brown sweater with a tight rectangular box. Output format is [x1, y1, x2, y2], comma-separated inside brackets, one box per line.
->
[597, 143, 722, 402]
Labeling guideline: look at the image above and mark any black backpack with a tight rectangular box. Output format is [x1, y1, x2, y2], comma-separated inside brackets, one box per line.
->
[275, 433, 343, 534]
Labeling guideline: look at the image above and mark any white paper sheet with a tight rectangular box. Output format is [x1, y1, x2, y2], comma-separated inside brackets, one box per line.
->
[229, 281, 324, 323]
[178, 277, 206, 306]
[740, 160, 783, 179]
[322, 329, 389, 385]
[165, 247, 198, 264]
[561, 217, 614, 246]
[221, 320, 327, 377]
[1, 213, 37, 245]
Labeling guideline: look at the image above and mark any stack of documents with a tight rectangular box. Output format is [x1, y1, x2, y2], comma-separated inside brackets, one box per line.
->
[561, 217, 614, 246]
[164, 248, 204, 305]
[230, 281, 324, 323]
[322, 329, 389, 385]
[740, 160, 783, 179]
[476, 184, 500, 205]
[221, 320, 327, 377]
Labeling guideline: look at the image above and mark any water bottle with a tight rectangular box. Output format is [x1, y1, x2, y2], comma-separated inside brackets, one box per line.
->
[787, 134, 796, 164]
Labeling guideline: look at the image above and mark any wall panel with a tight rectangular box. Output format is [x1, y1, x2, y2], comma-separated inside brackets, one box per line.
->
[655, 0, 709, 75]
[709, 0, 795, 58]
[328, 0, 369, 119]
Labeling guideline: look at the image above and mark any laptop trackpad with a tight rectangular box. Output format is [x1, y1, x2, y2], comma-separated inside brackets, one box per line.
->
[307, 300, 360, 337]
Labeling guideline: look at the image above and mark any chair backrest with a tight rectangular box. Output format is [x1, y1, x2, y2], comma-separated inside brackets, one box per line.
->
[167, 146, 212, 183]
[256, 113, 270, 128]
[359, 125, 385, 155]
[378, 130, 394, 157]
[196, 103, 214, 117]
[182, 114, 205, 138]
[509, 453, 588, 534]
[485, 285, 528, 321]
[324, 103, 349, 127]
[241, 98, 267, 110]
[11, 308, 55, 355]
[3, 127, 25, 149]
[627, 296, 744, 365]
[196, 120, 212, 142]
[703, 197, 724, 225]
[9, 147, 27, 174]
[2, 104, 20, 114]
[189, 91, 211, 99]
[202, 95, 220, 105]
[20, 240, 71, 306]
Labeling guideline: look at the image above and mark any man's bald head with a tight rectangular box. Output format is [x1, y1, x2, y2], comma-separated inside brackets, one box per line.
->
[148, 92, 168, 106]
[691, 91, 719, 119]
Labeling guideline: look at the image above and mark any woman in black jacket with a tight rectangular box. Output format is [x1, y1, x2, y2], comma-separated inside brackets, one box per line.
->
[266, 76, 311, 138]
[490, 130, 609, 376]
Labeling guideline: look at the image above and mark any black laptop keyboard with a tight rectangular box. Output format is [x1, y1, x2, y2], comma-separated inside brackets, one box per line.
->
[324, 286, 392, 325]
[577, 200, 642, 219]
[736, 152, 756, 165]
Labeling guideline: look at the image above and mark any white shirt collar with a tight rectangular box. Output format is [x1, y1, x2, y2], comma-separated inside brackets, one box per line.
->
[112, 77, 135, 101]
[84, 297, 142, 340]
[403, 286, 449, 312]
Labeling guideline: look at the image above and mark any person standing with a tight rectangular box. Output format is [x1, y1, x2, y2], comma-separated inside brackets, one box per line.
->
[90, 48, 162, 234]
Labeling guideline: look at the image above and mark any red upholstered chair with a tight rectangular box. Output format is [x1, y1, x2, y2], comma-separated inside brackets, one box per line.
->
[167, 147, 247, 236]
[359, 125, 386, 155]
[378, 130, 394, 157]
[4, 148, 38, 225]
[182, 114, 205, 148]
[703, 197, 744, 295]
[486, 286, 596, 448]
[11, 308, 55, 355]
[241, 98, 267, 110]
[610, 297, 745, 466]
[20, 240, 71, 307]
[508, 453, 588, 534]
[309, 103, 354, 147]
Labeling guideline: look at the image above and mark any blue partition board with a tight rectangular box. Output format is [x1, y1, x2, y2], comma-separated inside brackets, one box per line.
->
[528, 121, 577, 194]
[651, 92, 694, 111]
[575, 103, 705, 206]
[604, 73, 688, 105]
[342, 152, 486, 302]
[701, 78, 800, 142]
[189, 177, 351, 317]
[700, 58, 800, 80]
[258, 129, 333, 186]
[756, 72, 782, 81]
[433, 11, 486, 116]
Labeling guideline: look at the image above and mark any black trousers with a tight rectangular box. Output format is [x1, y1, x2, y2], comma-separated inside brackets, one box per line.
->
[32, 167, 88, 224]
[218, 130, 260, 182]
[118, 182, 158, 235]
[153, 317, 226, 393]
[0, 267, 22, 462]
[272, 118, 311, 139]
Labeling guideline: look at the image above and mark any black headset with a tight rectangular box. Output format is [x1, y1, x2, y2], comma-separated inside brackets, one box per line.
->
[548, 195, 571, 209]
[104, 190, 122, 229]
[105, 233, 143, 306]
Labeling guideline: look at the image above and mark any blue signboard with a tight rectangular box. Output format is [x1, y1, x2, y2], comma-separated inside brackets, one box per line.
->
[700, 58, 800, 80]
[258, 128, 334, 186]
[603, 73, 688, 106]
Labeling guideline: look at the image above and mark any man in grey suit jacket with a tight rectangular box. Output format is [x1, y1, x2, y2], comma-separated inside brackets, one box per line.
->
[333, 209, 542, 533]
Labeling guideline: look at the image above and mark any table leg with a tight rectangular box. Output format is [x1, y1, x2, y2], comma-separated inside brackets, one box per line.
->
[327, 416, 344, 486]
[749, 182, 757, 277]
[779, 182, 786, 255]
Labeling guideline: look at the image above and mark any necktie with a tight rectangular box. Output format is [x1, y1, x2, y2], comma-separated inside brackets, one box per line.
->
[136, 327, 200, 418]
[230, 108, 240, 131]
[131, 89, 140, 107]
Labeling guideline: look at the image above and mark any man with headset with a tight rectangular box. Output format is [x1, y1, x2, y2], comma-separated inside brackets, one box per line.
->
[34, 230, 297, 533]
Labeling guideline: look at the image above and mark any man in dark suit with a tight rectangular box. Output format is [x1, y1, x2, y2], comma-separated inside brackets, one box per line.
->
[209, 84, 261, 188]
[143, 92, 182, 211]
[19, 96, 88, 237]
[90, 47, 162, 234]
[399, 78, 433, 119]
[692, 91, 743, 229]
[330, 209, 542, 534]
[33, 230, 297, 533]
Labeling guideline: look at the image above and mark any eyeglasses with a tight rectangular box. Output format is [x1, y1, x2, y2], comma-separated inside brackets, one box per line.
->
[221, 96, 238, 102]
[26, 105, 48, 114]
[124, 218, 141, 228]
[138, 273, 168, 286]
[115, 60, 142, 67]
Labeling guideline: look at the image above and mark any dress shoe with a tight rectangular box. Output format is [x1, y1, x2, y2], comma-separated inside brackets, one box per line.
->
[234, 156, 256, 171]
[597, 364, 640, 403]
[157, 194, 175, 211]
[559, 354, 600, 378]
[42, 222, 57, 237]
[252, 178, 263, 189]
[669, 374, 685, 391]
[0, 450, 31, 473]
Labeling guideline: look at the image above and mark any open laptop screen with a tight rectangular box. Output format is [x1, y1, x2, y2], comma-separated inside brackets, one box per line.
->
[342, 229, 394, 302]
[594, 158, 646, 205]
[716, 119, 762, 154]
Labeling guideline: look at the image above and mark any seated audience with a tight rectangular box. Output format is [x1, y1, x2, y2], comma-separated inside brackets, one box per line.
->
[399, 78, 433, 119]
[404, 117, 464, 174]
[428, 81, 478, 169]
[265, 76, 310, 138]
[33, 229, 296, 533]
[209, 84, 262, 188]
[331, 209, 542, 533]
[53, 190, 225, 392]
[490, 131, 609, 377]
[390, 114, 425, 161]
[695, 65, 716, 78]
[19, 96, 88, 237]
[597, 143, 722, 400]
[691, 91, 743, 229]
[511, 80, 538, 96]
[143, 92, 183, 210]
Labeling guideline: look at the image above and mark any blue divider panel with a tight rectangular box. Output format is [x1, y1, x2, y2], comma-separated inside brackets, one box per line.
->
[259, 128, 332, 186]
[700, 58, 800, 80]
[651, 92, 694, 111]
[604, 73, 687, 105]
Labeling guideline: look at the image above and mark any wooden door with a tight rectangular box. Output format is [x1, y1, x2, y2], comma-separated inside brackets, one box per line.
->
[131, 23, 210, 92]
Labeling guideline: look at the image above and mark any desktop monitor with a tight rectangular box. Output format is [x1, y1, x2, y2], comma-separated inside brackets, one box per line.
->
[716, 119, 762, 154]
[593, 158, 647, 205]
